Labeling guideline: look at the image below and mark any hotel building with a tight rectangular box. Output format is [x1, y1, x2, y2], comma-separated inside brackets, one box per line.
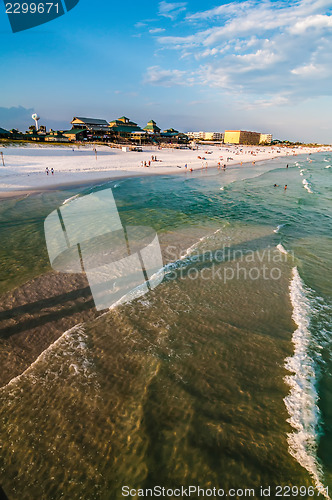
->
[224, 130, 261, 145]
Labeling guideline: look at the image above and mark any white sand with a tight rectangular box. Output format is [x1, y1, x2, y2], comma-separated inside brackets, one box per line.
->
[0, 143, 330, 194]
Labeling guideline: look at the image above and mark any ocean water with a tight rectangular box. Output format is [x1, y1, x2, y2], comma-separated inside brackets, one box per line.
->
[0, 153, 331, 499]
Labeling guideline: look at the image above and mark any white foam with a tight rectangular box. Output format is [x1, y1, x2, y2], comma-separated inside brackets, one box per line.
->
[0, 324, 99, 394]
[181, 228, 223, 259]
[277, 244, 288, 255]
[274, 224, 286, 234]
[63, 194, 80, 205]
[284, 268, 330, 498]
[325, 165, 331, 169]
[302, 178, 313, 194]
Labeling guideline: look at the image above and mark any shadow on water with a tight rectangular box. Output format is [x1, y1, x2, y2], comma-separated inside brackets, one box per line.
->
[0, 288, 95, 340]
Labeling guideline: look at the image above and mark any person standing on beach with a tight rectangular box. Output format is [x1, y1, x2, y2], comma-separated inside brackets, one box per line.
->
[45, 167, 49, 175]
[51, 168, 54, 175]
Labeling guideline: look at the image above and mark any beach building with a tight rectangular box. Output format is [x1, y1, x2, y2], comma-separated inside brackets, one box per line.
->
[160, 128, 188, 144]
[186, 131, 205, 140]
[71, 117, 110, 140]
[45, 131, 69, 143]
[25, 125, 48, 141]
[203, 132, 224, 141]
[259, 133, 273, 144]
[224, 130, 261, 145]
[143, 120, 161, 135]
[109, 116, 143, 138]
[186, 131, 223, 141]
[71, 117, 109, 132]
[163, 128, 179, 134]
[63, 128, 87, 142]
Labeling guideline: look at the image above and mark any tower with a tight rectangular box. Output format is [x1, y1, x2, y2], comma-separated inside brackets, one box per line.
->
[32, 113, 40, 131]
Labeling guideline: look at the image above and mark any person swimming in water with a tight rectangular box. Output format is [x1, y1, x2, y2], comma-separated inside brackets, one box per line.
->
[284, 185, 288, 190]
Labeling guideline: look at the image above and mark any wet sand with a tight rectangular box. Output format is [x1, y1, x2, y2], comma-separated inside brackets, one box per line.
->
[0, 271, 100, 388]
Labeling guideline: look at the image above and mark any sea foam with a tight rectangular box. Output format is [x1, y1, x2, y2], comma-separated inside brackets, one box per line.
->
[302, 178, 313, 194]
[0, 324, 99, 394]
[274, 224, 286, 234]
[276, 243, 288, 255]
[284, 268, 329, 498]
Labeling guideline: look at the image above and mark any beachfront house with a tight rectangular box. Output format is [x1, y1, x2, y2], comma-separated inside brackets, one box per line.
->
[44, 130, 69, 143]
[143, 120, 161, 135]
[71, 117, 111, 140]
[224, 130, 261, 145]
[63, 128, 87, 142]
[109, 116, 143, 139]
[161, 128, 189, 144]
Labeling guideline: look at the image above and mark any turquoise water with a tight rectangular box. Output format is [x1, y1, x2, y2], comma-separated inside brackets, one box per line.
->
[0, 153, 331, 499]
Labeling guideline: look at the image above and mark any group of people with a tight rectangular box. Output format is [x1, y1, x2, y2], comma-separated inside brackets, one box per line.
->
[140, 155, 159, 168]
[45, 167, 54, 176]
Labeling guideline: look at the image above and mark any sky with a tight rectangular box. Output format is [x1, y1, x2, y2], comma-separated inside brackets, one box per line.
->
[1, 0, 332, 143]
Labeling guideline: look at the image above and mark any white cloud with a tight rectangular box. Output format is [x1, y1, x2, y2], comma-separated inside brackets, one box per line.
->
[145, 66, 194, 87]
[291, 62, 328, 77]
[234, 49, 283, 70]
[147, 0, 332, 103]
[149, 28, 166, 34]
[289, 14, 332, 34]
[135, 22, 147, 28]
[158, 1, 187, 20]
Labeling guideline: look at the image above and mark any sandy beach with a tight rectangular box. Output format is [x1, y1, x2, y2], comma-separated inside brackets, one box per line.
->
[1, 143, 330, 196]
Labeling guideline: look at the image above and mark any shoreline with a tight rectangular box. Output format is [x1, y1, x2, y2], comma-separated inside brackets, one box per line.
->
[0, 160, 263, 200]
[1, 143, 330, 199]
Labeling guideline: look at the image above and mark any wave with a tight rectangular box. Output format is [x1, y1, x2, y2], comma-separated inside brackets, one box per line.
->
[274, 223, 286, 234]
[63, 194, 80, 205]
[0, 324, 99, 394]
[284, 268, 329, 498]
[1, 226, 225, 390]
[303, 178, 313, 194]
[325, 165, 331, 169]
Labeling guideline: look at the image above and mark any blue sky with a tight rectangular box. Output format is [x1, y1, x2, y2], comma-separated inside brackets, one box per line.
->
[1, 0, 332, 142]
